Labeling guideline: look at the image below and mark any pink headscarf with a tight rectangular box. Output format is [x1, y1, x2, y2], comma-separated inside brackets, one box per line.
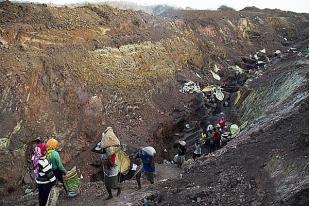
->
[32, 143, 48, 178]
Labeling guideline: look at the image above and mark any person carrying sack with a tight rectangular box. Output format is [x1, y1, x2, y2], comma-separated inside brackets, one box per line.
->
[173, 141, 186, 167]
[100, 127, 122, 200]
[32, 143, 56, 206]
[135, 146, 156, 184]
[101, 151, 121, 200]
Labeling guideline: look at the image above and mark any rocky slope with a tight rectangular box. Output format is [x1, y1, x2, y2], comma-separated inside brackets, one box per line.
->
[159, 51, 309, 206]
[0, 1, 308, 203]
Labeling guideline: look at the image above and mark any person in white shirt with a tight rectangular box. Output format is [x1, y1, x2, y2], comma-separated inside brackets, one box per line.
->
[101, 152, 121, 200]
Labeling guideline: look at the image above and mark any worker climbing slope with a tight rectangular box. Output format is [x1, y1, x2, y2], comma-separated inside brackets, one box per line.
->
[100, 127, 122, 200]
[173, 141, 186, 167]
[136, 146, 156, 184]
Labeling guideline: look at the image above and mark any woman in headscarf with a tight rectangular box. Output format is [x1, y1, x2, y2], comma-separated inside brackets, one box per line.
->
[46, 138, 67, 187]
[32, 143, 56, 206]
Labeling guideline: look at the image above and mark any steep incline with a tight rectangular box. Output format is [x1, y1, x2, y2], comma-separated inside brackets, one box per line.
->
[158, 52, 309, 205]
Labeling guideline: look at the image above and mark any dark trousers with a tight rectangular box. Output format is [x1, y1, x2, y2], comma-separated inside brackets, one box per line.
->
[53, 169, 65, 184]
[214, 140, 220, 150]
[104, 175, 121, 196]
[193, 153, 201, 160]
[205, 140, 212, 155]
[38, 182, 54, 206]
[53, 169, 67, 192]
[144, 171, 155, 184]
[119, 169, 142, 189]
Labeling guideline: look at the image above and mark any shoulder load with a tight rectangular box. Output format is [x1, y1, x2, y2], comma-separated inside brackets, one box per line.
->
[101, 127, 120, 149]
[142, 146, 156, 156]
[115, 149, 131, 175]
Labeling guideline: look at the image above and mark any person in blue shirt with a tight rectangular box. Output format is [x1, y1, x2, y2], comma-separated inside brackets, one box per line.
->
[135, 147, 156, 184]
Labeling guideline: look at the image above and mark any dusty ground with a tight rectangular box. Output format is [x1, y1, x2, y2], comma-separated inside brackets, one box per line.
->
[3, 163, 181, 206]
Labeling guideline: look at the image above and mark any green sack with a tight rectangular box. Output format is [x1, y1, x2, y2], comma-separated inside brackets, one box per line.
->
[230, 124, 240, 135]
[64, 166, 80, 196]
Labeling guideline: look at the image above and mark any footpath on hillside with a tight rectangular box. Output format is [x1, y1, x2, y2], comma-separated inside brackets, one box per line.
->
[3, 163, 181, 206]
[58, 164, 181, 206]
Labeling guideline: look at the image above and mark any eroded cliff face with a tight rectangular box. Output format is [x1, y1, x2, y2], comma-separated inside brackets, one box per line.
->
[0, 1, 308, 196]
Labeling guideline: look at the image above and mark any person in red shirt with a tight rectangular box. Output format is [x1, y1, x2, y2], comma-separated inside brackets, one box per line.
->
[218, 117, 225, 130]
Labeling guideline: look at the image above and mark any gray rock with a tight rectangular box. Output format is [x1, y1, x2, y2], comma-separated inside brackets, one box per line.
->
[25, 188, 32, 194]
[23, 173, 33, 184]
[197, 197, 201, 203]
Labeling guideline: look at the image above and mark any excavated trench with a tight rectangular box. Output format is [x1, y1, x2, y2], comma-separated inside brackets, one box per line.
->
[151, 63, 249, 161]
[89, 46, 308, 185]
[151, 47, 309, 168]
[88, 80, 241, 183]
[153, 85, 240, 162]
[87, 62, 244, 182]
[157, 49, 309, 206]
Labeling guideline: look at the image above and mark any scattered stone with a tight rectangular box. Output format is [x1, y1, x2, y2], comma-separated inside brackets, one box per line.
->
[180, 81, 201, 94]
[275, 50, 281, 55]
[0, 138, 9, 150]
[163, 160, 171, 164]
[25, 188, 32, 194]
[259, 48, 266, 53]
[23, 172, 33, 184]
[0, 37, 8, 48]
[214, 64, 220, 72]
[210, 70, 221, 81]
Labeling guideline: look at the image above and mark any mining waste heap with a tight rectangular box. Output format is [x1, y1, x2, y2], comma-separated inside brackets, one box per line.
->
[0, 1, 308, 205]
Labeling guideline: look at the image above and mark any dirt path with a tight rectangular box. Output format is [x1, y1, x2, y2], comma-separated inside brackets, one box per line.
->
[57, 163, 181, 206]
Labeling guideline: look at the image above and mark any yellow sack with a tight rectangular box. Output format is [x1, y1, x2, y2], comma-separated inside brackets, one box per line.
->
[101, 127, 120, 149]
[234, 90, 241, 105]
[202, 85, 216, 92]
[115, 148, 131, 175]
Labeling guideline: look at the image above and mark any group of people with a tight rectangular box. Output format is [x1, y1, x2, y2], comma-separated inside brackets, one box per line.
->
[101, 146, 156, 200]
[172, 117, 227, 167]
[29, 118, 228, 204]
[29, 128, 158, 205]
[98, 127, 157, 200]
[200, 116, 226, 155]
[31, 138, 67, 206]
